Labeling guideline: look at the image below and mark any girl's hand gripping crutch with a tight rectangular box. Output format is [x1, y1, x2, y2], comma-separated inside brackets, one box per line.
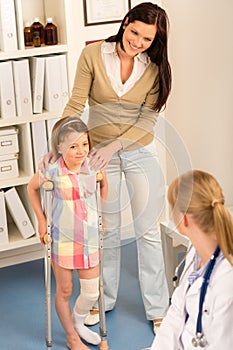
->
[43, 181, 54, 350]
[96, 172, 109, 350]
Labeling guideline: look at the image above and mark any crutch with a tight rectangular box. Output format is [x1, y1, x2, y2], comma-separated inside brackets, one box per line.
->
[96, 172, 109, 350]
[43, 181, 54, 350]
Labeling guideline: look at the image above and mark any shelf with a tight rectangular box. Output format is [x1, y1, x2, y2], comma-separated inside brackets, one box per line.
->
[0, 172, 33, 189]
[0, 111, 63, 127]
[0, 227, 38, 253]
[0, 43, 68, 61]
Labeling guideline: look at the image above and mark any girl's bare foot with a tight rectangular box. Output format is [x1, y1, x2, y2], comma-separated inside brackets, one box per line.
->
[66, 335, 90, 350]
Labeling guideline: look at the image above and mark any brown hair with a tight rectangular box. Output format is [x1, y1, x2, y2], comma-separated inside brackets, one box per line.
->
[51, 116, 93, 159]
[106, 2, 171, 112]
[168, 170, 233, 265]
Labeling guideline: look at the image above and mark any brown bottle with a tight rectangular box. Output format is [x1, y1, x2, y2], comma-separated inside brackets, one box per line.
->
[31, 17, 44, 44]
[24, 22, 33, 46]
[33, 31, 41, 47]
[44, 18, 58, 45]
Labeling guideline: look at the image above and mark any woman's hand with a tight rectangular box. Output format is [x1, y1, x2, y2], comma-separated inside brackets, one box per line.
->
[89, 140, 122, 171]
[38, 150, 56, 173]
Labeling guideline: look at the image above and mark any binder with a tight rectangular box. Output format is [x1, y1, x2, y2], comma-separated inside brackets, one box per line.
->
[0, 0, 18, 51]
[0, 191, 8, 244]
[29, 56, 45, 114]
[59, 54, 69, 109]
[4, 187, 35, 239]
[0, 61, 17, 118]
[46, 118, 59, 148]
[12, 59, 33, 117]
[31, 120, 48, 170]
[14, 0, 25, 50]
[44, 55, 63, 112]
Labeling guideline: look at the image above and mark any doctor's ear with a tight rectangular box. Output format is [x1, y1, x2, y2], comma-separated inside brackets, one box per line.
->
[123, 17, 129, 29]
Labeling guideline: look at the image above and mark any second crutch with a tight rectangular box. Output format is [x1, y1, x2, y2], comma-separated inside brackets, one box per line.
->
[96, 172, 109, 350]
[43, 181, 54, 350]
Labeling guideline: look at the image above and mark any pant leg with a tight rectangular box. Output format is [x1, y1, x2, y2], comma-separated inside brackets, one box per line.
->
[101, 153, 122, 311]
[122, 146, 169, 320]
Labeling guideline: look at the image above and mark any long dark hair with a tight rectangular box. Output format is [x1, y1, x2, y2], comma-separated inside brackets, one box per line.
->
[106, 2, 171, 112]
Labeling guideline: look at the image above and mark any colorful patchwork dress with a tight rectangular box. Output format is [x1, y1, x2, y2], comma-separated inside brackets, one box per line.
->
[42, 157, 99, 269]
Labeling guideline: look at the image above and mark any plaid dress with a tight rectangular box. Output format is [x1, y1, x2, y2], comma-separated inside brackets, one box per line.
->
[43, 157, 99, 269]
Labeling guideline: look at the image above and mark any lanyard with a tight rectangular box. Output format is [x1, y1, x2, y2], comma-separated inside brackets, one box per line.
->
[192, 245, 220, 347]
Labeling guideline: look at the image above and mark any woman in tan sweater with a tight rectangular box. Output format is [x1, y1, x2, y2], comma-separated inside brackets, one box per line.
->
[52, 1, 172, 343]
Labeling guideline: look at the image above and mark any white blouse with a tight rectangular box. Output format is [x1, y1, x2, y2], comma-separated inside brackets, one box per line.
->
[101, 41, 151, 97]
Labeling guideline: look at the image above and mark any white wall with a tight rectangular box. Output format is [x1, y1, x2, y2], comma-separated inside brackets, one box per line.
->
[162, 0, 233, 205]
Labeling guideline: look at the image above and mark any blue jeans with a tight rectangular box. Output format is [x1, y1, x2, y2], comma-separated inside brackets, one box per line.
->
[101, 143, 169, 320]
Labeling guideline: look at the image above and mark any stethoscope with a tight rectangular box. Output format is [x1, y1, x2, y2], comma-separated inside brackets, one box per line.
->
[172, 245, 221, 348]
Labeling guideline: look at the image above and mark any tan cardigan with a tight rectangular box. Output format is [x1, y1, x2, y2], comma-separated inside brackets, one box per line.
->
[63, 41, 159, 150]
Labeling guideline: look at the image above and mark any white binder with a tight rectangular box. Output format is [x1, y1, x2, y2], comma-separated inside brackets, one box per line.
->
[0, 61, 16, 118]
[31, 120, 48, 170]
[0, 0, 18, 51]
[12, 59, 33, 117]
[14, 0, 24, 50]
[59, 54, 69, 109]
[29, 56, 45, 114]
[46, 118, 59, 148]
[44, 55, 63, 112]
[0, 191, 8, 244]
[4, 187, 35, 239]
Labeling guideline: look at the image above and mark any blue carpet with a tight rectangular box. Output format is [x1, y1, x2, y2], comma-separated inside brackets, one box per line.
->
[0, 240, 154, 350]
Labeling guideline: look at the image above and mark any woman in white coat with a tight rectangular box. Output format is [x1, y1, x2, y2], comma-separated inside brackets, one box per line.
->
[151, 170, 233, 350]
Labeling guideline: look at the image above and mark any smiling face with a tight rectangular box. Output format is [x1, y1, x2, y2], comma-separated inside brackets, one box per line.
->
[121, 20, 157, 57]
[58, 131, 89, 172]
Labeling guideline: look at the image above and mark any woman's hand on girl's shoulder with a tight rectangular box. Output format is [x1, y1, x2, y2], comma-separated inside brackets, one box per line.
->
[38, 150, 56, 173]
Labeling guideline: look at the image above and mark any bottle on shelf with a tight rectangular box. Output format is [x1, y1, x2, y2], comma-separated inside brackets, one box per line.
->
[44, 18, 58, 45]
[33, 31, 41, 47]
[24, 22, 33, 47]
[31, 17, 44, 45]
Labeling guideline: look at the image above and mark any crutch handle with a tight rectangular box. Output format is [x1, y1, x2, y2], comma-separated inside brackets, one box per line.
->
[100, 340, 109, 350]
[96, 171, 103, 182]
[43, 181, 54, 191]
[43, 233, 53, 244]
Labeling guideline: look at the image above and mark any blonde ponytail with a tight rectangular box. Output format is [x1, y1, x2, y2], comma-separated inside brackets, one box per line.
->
[168, 170, 233, 265]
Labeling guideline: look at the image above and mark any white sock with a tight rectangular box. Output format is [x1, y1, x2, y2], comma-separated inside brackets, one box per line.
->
[72, 310, 101, 345]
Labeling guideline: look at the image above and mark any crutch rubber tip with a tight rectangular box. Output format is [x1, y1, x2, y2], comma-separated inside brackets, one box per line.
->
[100, 340, 109, 350]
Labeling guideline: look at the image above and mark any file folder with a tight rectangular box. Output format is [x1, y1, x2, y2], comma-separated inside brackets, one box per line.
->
[29, 56, 45, 114]
[46, 118, 59, 148]
[0, 191, 8, 244]
[44, 55, 63, 112]
[14, 0, 25, 50]
[0, 61, 17, 118]
[31, 120, 48, 170]
[0, 0, 18, 51]
[12, 59, 33, 117]
[4, 187, 35, 239]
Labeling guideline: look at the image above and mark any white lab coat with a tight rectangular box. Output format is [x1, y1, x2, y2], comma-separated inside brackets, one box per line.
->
[151, 247, 233, 350]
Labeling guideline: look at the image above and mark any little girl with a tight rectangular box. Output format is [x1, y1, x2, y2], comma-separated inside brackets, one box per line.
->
[27, 116, 108, 350]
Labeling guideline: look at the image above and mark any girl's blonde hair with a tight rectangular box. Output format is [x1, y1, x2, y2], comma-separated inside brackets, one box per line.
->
[51, 115, 93, 159]
[168, 170, 233, 265]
